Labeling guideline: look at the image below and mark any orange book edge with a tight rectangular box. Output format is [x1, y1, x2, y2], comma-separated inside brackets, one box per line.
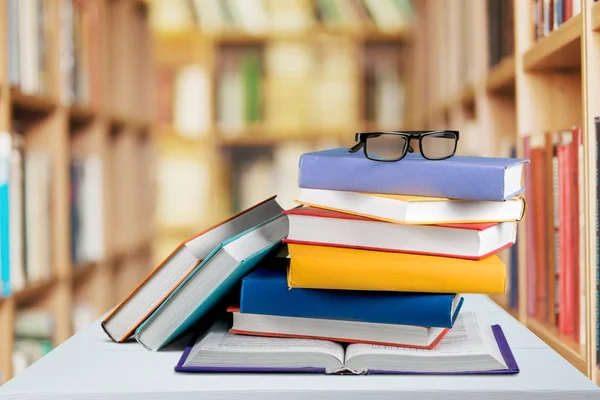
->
[294, 197, 527, 225]
[101, 196, 277, 342]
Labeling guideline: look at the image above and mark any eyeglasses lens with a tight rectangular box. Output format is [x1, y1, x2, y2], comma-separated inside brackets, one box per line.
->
[365, 134, 408, 161]
[420, 132, 457, 160]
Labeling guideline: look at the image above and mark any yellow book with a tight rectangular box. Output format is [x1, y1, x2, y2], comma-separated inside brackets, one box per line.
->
[287, 244, 506, 294]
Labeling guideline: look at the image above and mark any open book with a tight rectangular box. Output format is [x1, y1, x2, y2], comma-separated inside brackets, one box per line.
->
[175, 312, 519, 375]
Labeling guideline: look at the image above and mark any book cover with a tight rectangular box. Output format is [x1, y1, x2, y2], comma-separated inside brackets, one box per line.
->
[287, 243, 506, 294]
[101, 196, 279, 342]
[240, 267, 463, 328]
[135, 213, 287, 350]
[298, 148, 528, 201]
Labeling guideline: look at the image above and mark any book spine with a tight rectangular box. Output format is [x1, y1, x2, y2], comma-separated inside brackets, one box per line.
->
[509, 145, 519, 310]
[240, 275, 458, 327]
[298, 153, 516, 201]
[545, 132, 557, 325]
[595, 117, 600, 364]
[0, 134, 11, 297]
[531, 144, 547, 321]
[523, 136, 537, 317]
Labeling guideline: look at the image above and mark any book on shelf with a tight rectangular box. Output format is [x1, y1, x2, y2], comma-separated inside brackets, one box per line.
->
[486, 0, 514, 67]
[583, 117, 600, 365]
[0, 133, 11, 297]
[70, 155, 105, 265]
[1, 129, 55, 291]
[364, 44, 406, 128]
[240, 267, 464, 328]
[230, 148, 275, 212]
[155, 154, 211, 228]
[9, 135, 25, 293]
[296, 188, 526, 225]
[314, 0, 414, 31]
[134, 212, 289, 351]
[101, 196, 283, 343]
[298, 149, 528, 201]
[175, 312, 518, 375]
[217, 47, 263, 134]
[522, 128, 583, 343]
[14, 310, 54, 339]
[59, 0, 102, 107]
[533, 0, 580, 41]
[173, 64, 211, 137]
[25, 151, 53, 284]
[286, 243, 507, 294]
[7, 0, 51, 95]
[149, 0, 194, 32]
[12, 310, 54, 376]
[263, 42, 313, 131]
[284, 206, 517, 259]
[228, 305, 451, 349]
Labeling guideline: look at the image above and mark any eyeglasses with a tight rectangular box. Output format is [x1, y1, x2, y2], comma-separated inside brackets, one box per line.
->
[348, 130, 459, 162]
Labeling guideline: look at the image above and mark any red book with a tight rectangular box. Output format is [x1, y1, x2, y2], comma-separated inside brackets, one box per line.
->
[283, 207, 517, 260]
[571, 126, 582, 341]
[531, 146, 548, 322]
[523, 136, 537, 318]
[564, 0, 573, 21]
[558, 133, 575, 335]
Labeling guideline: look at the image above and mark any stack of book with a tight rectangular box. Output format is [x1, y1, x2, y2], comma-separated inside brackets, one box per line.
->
[102, 148, 527, 376]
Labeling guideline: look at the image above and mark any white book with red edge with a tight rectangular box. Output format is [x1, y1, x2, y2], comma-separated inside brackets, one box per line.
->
[283, 207, 516, 260]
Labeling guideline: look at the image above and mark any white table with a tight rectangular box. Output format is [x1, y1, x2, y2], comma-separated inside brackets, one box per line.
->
[0, 295, 599, 400]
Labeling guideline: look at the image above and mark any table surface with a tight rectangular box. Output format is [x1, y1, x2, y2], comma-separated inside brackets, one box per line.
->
[0, 295, 599, 400]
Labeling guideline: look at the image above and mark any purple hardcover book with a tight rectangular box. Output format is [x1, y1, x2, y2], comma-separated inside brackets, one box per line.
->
[174, 325, 519, 375]
[297, 149, 529, 201]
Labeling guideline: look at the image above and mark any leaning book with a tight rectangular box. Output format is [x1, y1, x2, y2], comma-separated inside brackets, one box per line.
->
[175, 312, 519, 375]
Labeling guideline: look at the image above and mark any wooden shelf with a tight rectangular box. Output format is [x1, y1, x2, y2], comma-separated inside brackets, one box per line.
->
[109, 112, 151, 132]
[486, 55, 516, 93]
[526, 318, 587, 374]
[68, 104, 96, 127]
[523, 14, 582, 72]
[10, 87, 57, 115]
[72, 261, 99, 282]
[592, 1, 600, 32]
[156, 27, 411, 46]
[12, 277, 59, 306]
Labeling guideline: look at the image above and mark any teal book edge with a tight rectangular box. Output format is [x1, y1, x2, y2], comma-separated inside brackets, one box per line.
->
[135, 213, 285, 350]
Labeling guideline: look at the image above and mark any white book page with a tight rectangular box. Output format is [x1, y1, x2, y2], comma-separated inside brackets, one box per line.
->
[191, 321, 345, 365]
[345, 312, 499, 362]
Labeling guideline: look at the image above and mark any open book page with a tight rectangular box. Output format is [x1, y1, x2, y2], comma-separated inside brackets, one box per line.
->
[345, 312, 504, 364]
[187, 321, 345, 366]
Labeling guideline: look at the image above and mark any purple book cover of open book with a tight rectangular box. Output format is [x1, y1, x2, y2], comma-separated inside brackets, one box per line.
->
[174, 324, 519, 375]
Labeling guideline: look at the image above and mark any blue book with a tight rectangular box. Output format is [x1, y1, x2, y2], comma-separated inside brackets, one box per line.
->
[0, 134, 11, 297]
[298, 149, 529, 201]
[135, 213, 289, 351]
[240, 268, 463, 328]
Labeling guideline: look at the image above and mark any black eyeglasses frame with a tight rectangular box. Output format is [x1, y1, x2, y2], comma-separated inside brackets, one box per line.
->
[348, 130, 460, 162]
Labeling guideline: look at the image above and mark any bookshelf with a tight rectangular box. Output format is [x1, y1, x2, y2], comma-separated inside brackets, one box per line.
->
[148, 0, 416, 264]
[412, 0, 600, 381]
[0, 0, 154, 384]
